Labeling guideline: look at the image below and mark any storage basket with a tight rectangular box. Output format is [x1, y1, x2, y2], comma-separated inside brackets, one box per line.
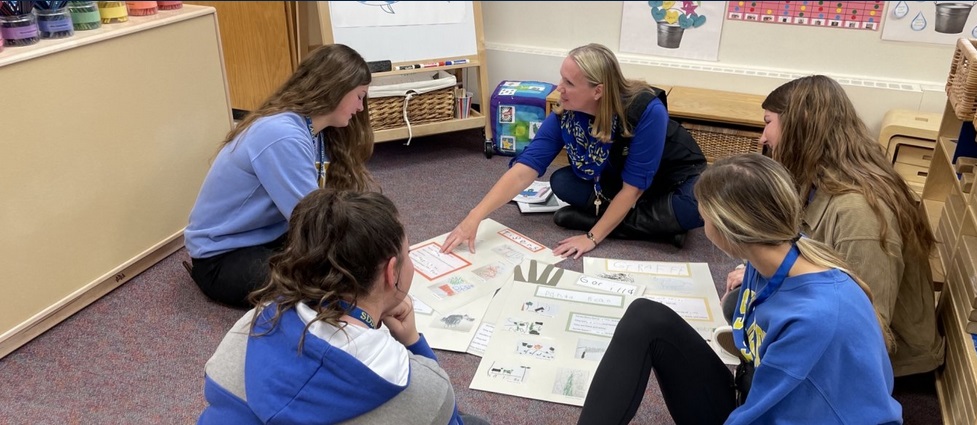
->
[946, 38, 977, 121]
[681, 122, 762, 163]
[368, 70, 457, 131]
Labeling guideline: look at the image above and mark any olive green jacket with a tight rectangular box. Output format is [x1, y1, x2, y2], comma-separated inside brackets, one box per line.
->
[804, 191, 944, 376]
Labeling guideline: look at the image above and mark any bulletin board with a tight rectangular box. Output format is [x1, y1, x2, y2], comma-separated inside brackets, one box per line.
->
[317, 1, 479, 63]
[726, 1, 885, 30]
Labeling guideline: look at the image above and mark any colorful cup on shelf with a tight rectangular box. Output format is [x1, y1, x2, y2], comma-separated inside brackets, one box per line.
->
[97, 1, 128, 24]
[125, 1, 156, 16]
[35, 7, 74, 39]
[156, 1, 181, 10]
[68, 1, 101, 30]
[0, 12, 40, 47]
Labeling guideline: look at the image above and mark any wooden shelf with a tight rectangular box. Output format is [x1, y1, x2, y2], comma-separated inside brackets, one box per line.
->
[373, 110, 486, 143]
[372, 60, 481, 77]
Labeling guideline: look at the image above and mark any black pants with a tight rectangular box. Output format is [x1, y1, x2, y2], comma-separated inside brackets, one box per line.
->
[190, 234, 287, 309]
[577, 299, 736, 425]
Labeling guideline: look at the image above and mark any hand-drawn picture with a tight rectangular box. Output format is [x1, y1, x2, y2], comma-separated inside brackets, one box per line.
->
[528, 121, 542, 139]
[514, 259, 564, 286]
[882, 1, 977, 44]
[500, 136, 516, 153]
[515, 340, 556, 360]
[620, 1, 725, 61]
[574, 338, 610, 362]
[487, 361, 531, 383]
[502, 318, 544, 335]
[332, 1, 465, 28]
[595, 272, 635, 283]
[491, 244, 526, 265]
[472, 261, 510, 282]
[552, 368, 590, 398]
[520, 299, 559, 317]
[428, 276, 476, 300]
[431, 313, 477, 332]
[499, 105, 515, 123]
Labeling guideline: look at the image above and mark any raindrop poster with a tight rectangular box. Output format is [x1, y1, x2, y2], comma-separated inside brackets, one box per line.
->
[882, 1, 977, 45]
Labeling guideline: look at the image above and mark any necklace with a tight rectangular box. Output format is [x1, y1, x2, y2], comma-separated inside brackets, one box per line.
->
[304, 115, 327, 188]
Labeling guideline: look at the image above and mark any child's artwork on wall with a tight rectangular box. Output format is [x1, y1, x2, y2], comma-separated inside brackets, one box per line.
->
[726, 1, 884, 30]
[620, 1, 726, 61]
[882, 1, 977, 45]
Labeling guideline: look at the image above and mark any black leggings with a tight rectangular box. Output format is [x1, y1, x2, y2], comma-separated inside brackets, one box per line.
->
[190, 234, 286, 309]
[577, 299, 737, 425]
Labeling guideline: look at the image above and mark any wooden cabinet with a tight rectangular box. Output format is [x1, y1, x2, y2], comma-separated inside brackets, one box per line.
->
[185, 1, 306, 111]
[922, 103, 977, 425]
[0, 6, 231, 358]
[878, 109, 941, 196]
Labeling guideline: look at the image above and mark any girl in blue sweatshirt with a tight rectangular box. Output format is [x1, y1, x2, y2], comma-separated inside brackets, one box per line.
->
[185, 44, 377, 308]
[199, 189, 486, 425]
[578, 153, 902, 425]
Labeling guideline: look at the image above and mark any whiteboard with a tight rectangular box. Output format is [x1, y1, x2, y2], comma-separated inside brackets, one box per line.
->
[322, 1, 478, 63]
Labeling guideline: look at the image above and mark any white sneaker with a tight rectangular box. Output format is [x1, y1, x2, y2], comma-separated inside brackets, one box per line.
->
[713, 325, 745, 361]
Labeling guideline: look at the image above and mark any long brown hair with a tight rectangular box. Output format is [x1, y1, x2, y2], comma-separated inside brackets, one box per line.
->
[568, 43, 658, 142]
[763, 75, 934, 258]
[695, 153, 894, 352]
[249, 189, 405, 349]
[224, 44, 376, 191]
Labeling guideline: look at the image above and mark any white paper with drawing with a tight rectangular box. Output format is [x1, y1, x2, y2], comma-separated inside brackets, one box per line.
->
[583, 258, 739, 365]
[469, 258, 581, 356]
[407, 219, 564, 352]
[470, 280, 635, 406]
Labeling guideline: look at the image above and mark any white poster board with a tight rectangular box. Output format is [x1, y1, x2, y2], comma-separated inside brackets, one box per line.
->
[408, 219, 564, 352]
[323, 1, 478, 63]
[583, 258, 739, 365]
[470, 280, 635, 406]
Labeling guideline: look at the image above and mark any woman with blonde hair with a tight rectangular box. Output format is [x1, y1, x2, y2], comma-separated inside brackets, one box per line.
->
[185, 44, 377, 308]
[199, 189, 487, 425]
[723, 75, 943, 379]
[442, 43, 706, 257]
[578, 153, 901, 425]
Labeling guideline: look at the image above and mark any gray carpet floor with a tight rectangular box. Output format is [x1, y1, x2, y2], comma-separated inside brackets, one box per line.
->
[0, 129, 940, 424]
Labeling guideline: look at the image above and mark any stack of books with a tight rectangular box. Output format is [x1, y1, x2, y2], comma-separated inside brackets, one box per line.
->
[512, 181, 568, 213]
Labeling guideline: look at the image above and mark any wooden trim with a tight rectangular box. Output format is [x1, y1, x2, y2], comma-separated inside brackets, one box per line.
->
[0, 232, 185, 360]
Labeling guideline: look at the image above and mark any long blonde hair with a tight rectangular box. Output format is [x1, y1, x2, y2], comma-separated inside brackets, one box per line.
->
[763, 75, 934, 258]
[568, 43, 658, 142]
[224, 44, 376, 191]
[695, 153, 894, 352]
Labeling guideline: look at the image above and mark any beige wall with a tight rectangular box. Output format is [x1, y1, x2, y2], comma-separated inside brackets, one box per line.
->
[480, 1, 956, 134]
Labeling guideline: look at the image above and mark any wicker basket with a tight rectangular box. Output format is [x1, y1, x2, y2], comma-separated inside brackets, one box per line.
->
[367, 70, 457, 131]
[682, 122, 762, 163]
[368, 87, 454, 131]
[946, 38, 977, 121]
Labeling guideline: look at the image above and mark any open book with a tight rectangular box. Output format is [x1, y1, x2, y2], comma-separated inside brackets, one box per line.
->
[517, 194, 569, 213]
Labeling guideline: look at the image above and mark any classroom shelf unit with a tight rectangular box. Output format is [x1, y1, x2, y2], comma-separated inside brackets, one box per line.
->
[923, 101, 977, 425]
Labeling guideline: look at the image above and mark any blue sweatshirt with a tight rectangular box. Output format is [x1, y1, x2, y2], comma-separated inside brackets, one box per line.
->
[199, 305, 464, 424]
[513, 99, 667, 191]
[185, 112, 320, 259]
[727, 268, 902, 424]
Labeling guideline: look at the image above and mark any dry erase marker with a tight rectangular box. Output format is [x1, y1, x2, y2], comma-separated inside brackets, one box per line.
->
[395, 64, 421, 70]
[420, 62, 441, 68]
[444, 59, 469, 66]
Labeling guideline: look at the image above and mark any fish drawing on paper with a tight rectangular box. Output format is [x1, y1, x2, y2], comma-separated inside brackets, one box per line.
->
[357, 1, 399, 14]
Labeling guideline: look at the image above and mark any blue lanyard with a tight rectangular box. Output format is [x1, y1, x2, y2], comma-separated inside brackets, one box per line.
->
[732, 244, 800, 361]
[304, 116, 326, 188]
[337, 300, 377, 329]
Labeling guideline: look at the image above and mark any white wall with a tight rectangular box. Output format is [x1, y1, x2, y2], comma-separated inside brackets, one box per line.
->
[481, 1, 956, 134]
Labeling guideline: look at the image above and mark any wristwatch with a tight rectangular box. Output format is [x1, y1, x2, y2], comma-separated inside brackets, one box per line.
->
[586, 232, 599, 247]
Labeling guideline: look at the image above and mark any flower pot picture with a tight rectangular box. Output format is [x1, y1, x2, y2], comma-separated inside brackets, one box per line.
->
[649, 1, 706, 50]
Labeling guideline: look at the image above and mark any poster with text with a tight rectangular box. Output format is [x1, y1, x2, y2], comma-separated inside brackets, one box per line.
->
[408, 219, 564, 352]
[620, 1, 726, 61]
